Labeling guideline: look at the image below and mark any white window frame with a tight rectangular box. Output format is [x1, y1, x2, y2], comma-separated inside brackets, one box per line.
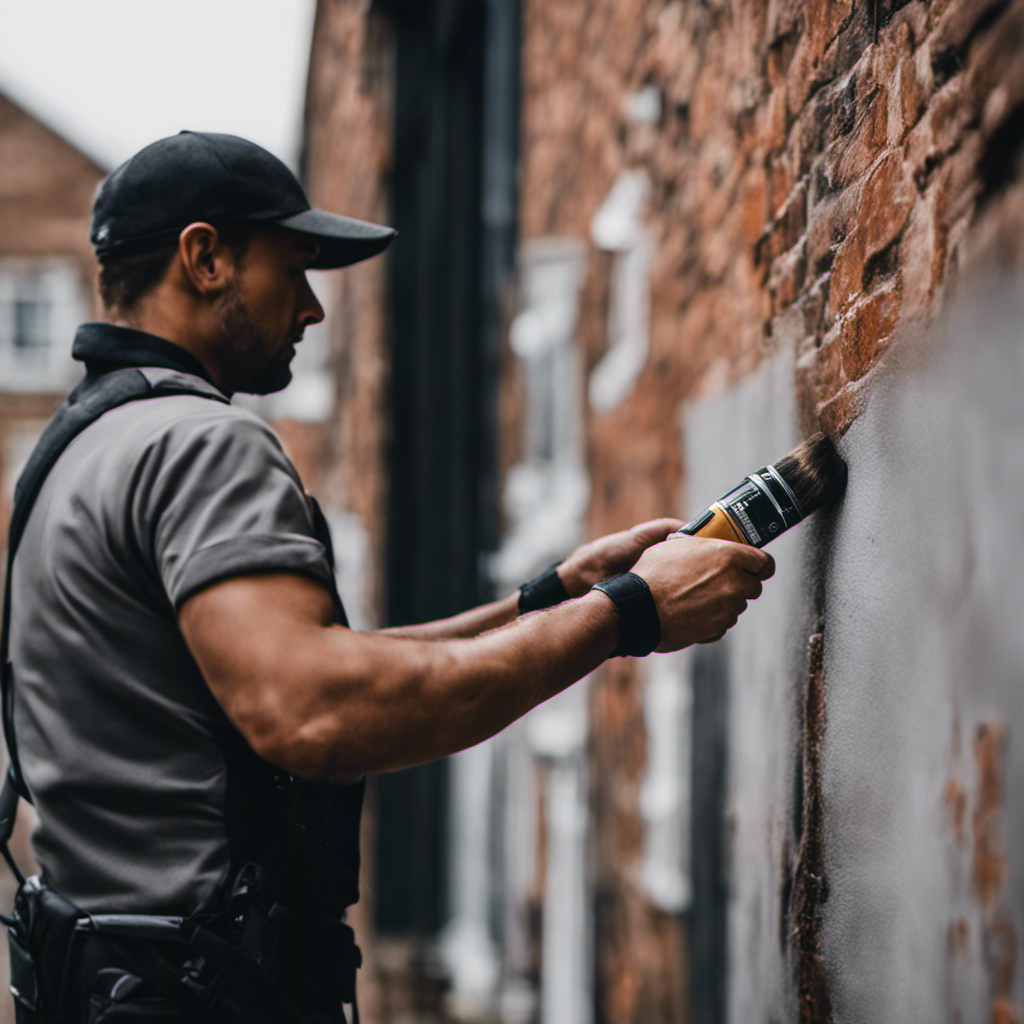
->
[0, 258, 88, 393]
[490, 237, 589, 591]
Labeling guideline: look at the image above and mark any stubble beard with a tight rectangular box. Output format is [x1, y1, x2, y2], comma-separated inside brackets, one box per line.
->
[218, 283, 294, 396]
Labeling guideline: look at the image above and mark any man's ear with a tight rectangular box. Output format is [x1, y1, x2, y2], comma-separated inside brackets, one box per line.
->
[178, 222, 235, 296]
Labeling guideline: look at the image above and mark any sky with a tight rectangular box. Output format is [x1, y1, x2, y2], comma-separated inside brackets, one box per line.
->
[0, 0, 317, 172]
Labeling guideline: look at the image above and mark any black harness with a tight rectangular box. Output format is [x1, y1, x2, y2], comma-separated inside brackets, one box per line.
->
[1, 336, 365, 1024]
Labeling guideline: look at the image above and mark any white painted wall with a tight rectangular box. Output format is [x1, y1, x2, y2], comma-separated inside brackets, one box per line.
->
[680, 268, 1024, 1022]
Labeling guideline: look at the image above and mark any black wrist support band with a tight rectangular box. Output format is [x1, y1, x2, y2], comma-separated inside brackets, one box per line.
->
[519, 563, 571, 614]
[592, 572, 661, 658]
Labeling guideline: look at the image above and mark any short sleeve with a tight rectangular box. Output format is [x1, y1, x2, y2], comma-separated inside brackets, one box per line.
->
[136, 406, 334, 608]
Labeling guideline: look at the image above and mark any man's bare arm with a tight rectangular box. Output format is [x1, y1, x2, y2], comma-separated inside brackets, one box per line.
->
[178, 534, 773, 780]
[180, 575, 618, 777]
[381, 591, 521, 640]
[382, 518, 686, 640]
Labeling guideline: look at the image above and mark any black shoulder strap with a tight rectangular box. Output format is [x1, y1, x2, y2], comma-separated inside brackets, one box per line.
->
[1, 368, 229, 809]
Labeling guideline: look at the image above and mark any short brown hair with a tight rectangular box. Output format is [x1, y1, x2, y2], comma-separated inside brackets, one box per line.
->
[97, 223, 253, 312]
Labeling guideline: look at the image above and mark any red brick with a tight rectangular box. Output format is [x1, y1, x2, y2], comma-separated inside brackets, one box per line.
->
[934, 133, 984, 229]
[866, 15, 913, 97]
[859, 150, 915, 256]
[765, 84, 790, 151]
[964, 2, 1024, 111]
[818, 380, 867, 435]
[898, 195, 941, 321]
[840, 284, 901, 379]
[765, 179, 808, 259]
[931, 0, 1006, 58]
[933, 77, 978, 152]
[741, 167, 770, 245]
[829, 225, 865, 312]
[771, 241, 808, 309]
[768, 149, 798, 216]
[802, 320, 846, 390]
[897, 48, 930, 138]
[787, 0, 856, 115]
[831, 86, 889, 187]
[807, 184, 860, 274]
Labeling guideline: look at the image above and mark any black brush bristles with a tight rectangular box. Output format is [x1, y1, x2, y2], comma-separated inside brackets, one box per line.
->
[774, 432, 848, 517]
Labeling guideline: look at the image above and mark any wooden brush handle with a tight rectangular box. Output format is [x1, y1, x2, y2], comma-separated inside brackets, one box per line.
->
[687, 504, 750, 545]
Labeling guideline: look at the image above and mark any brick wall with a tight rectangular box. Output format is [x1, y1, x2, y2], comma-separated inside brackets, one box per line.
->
[0, 91, 104, 264]
[304, 7, 397, 1020]
[304, 1, 394, 617]
[518, 0, 1024, 1020]
[303, 0, 1024, 1019]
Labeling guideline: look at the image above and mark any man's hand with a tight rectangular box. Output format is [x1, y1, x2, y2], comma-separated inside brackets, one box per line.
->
[628, 535, 775, 650]
[558, 518, 685, 596]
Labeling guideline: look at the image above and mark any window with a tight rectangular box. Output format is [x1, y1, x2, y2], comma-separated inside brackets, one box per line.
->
[490, 238, 589, 590]
[0, 260, 88, 392]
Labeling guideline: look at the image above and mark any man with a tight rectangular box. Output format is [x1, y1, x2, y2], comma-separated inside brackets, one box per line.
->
[3, 132, 773, 1023]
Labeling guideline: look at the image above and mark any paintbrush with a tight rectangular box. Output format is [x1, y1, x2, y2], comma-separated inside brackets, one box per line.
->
[675, 432, 847, 547]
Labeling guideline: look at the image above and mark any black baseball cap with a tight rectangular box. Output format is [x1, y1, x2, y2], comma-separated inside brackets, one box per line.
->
[91, 131, 396, 269]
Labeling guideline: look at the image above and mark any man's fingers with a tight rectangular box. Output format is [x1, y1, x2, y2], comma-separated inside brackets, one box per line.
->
[729, 544, 775, 580]
[630, 518, 687, 546]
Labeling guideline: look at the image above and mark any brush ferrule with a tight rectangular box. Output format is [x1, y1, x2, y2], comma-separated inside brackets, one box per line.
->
[692, 467, 803, 547]
[764, 463, 804, 518]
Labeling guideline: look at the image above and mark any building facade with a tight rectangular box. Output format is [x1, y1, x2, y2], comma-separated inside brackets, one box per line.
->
[306, 0, 1024, 1021]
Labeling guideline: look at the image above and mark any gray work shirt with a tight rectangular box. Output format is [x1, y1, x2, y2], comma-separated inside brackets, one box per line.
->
[10, 368, 334, 914]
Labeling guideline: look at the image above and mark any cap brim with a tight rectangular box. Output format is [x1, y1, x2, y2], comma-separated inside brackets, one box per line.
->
[275, 208, 396, 269]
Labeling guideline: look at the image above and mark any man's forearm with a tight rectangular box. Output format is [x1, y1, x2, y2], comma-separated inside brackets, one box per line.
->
[182, 532, 774, 785]
[236, 590, 619, 780]
[381, 590, 521, 640]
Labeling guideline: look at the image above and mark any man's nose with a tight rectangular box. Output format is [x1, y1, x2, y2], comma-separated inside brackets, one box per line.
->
[298, 274, 325, 327]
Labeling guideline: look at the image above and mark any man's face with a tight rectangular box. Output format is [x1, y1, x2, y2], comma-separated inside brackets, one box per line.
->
[215, 226, 324, 395]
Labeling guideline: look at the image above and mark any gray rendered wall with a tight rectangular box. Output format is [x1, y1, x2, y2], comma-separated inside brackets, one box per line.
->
[682, 268, 1024, 1023]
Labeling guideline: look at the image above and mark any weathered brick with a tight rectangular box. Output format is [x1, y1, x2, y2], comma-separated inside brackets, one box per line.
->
[772, 240, 808, 309]
[786, 0, 855, 115]
[830, 88, 889, 188]
[796, 318, 841, 401]
[765, 83, 790, 150]
[769, 178, 809, 256]
[898, 193, 941, 319]
[859, 150, 915, 256]
[840, 283, 902, 379]
[768, 149, 799, 215]
[932, 77, 978, 154]
[867, 15, 914, 93]
[892, 49, 928, 143]
[807, 184, 859, 275]
[818, 379, 868, 434]
[934, 132, 984, 228]
[931, 0, 1009, 63]
[829, 225, 865, 312]
[741, 166, 771, 245]
[964, 2, 1024, 112]
[806, 319, 846, 384]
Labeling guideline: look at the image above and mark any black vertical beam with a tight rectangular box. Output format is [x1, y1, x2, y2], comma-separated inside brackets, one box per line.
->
[689, 642, 730, 1023]
[374, 0, 490, 938]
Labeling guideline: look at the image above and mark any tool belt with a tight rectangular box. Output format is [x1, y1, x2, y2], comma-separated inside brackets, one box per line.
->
[7, 873, 361, 1024]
